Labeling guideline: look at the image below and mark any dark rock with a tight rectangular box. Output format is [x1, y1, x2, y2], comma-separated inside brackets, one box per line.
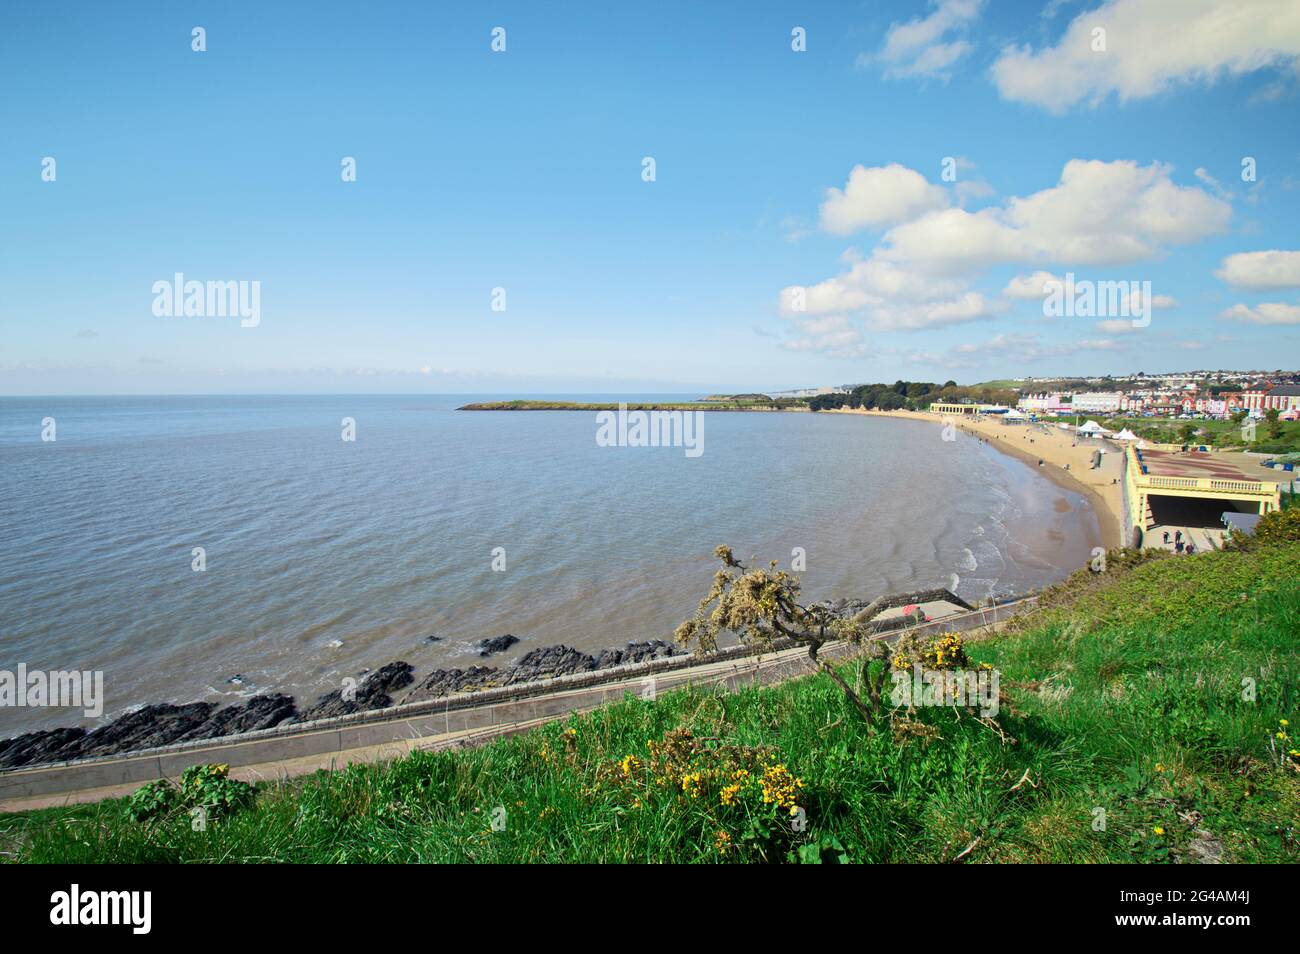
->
[402, 639, 681, 703]
[0, 727, 87, 769]
[476, 634, 520, 657]
[177, 694, 297, 740]
[0, 696, 296, 768]
[406, 665, 502, 696]
[592, 640, 680, 669]
[512, 644, 598, 678]
[68, 702, 218, 760]
[293, 661, 414, 723]
[0, 637, 687, 768]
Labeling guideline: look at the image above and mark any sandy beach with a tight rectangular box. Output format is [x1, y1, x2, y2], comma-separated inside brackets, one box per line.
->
[827, 407, 1124, 549]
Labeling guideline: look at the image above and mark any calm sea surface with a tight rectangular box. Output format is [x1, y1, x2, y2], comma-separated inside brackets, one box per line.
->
[0, 395, 1100, 735]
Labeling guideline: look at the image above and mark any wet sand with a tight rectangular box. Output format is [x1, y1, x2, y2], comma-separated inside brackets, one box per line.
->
[828, 407, 1123, 549]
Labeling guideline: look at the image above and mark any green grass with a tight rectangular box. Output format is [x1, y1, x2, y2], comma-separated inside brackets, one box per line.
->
[1101, 415, 1300, 454]
[3, 542, 1297, 863]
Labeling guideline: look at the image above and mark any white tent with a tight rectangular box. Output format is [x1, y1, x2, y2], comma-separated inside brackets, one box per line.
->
[1076, 420, 1110, 436]
[1113, 428, 1139, 441]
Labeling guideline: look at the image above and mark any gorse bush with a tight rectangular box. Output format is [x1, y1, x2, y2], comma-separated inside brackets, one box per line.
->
[601, 727, 808, 862]
[1253, 506, 1300, 545]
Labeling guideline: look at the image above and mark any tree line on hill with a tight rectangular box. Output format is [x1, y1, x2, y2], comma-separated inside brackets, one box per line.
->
[807, 381, 1020, 412]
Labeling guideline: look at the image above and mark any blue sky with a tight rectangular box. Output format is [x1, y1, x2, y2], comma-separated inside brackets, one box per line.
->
[2, 0, 1299, 394]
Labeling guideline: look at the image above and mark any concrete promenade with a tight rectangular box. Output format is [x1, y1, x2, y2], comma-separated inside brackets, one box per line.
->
[0, 598, 1033, 812]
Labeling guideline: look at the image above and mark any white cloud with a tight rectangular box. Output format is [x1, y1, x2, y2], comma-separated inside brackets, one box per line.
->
[780, 259, 965, 317]
[1003, 280, 1180, 314]
[1003, 271, 1064, 299]
[1194, 167, 1232, 200]
[782, 159, 1226, 338]
[870, 292, 1000, 331]
[1127, 289, 1177, 311]
[991, 0, 1300, 113]
[819, 164, 949, 234]
[1220, 301, 1300, 325]
[779, 260, 994, 331]
[1215, 250, 1300, 289]
[954, 179, 996, 205]
[879, 159, 1230, 274]
[1095, 319, 1140, 334]
[781, 316, 868, 357]
[875, 0, 984, 80]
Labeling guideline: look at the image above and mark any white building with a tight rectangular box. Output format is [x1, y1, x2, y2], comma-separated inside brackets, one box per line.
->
[1071, 391, 1124, 414]
[1018, 392, 1062, 412]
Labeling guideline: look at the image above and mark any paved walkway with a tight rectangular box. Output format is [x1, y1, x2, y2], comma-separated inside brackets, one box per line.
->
[0, 600, 1031, 813]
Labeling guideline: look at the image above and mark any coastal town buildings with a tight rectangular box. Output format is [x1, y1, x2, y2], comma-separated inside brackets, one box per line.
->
[1017, 392, 1072, 415]
[1009, 374, 1300, 422]
[1071, 392, 1124, 414]
[1240, 384, 1300, 414]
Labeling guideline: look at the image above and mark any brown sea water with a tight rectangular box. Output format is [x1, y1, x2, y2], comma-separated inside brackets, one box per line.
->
[0, 395, 1100, 735]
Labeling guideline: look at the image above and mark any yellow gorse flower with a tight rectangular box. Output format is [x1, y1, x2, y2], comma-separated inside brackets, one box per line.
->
[680, 772, 703, 797]
[759, 763, 803, 811]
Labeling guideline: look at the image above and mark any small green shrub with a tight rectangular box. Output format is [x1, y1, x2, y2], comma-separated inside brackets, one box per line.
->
[125, 779, 177, 823]
[178, 763, 253, 819]
[124, 764, 253, 825]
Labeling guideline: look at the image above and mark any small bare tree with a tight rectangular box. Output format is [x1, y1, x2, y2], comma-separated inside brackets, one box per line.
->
[673, 546, 890, 721]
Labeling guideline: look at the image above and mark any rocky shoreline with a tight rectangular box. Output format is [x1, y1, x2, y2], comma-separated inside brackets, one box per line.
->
[0, 640, 681, 770]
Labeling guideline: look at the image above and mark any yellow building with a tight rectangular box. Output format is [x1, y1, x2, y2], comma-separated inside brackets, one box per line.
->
[930, 402, 980, 416]
[1123, 444, 1281, 547]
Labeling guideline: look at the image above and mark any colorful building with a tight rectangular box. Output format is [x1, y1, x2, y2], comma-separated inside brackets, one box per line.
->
[1240, 384, 1300, 414]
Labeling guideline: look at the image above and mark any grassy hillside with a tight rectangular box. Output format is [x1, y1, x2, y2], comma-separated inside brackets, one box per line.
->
[3, 540, 1297, 863]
